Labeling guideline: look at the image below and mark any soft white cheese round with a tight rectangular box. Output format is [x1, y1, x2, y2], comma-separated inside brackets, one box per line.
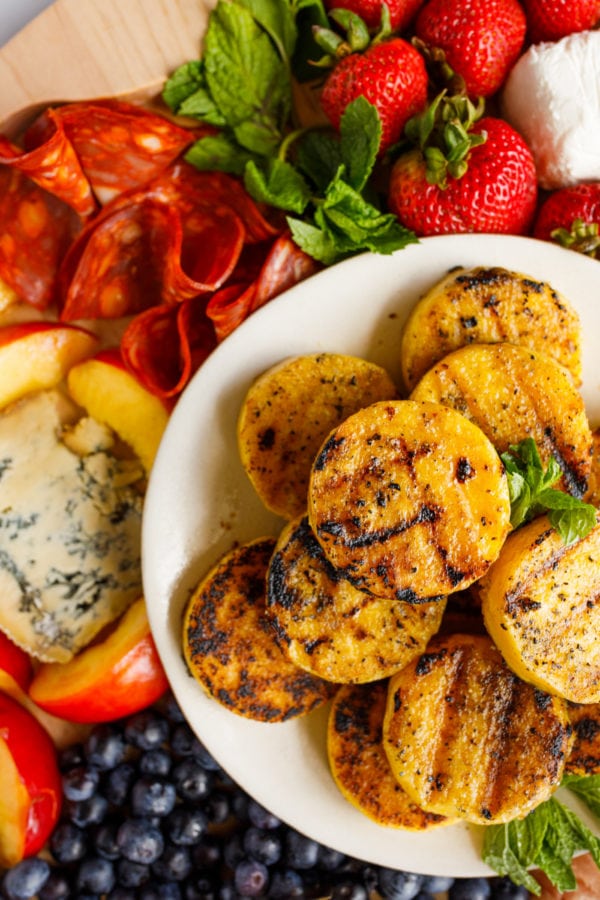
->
[501, 30, 600, 190]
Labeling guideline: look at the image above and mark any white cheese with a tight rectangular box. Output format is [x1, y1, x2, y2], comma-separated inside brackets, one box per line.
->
[501, 30, 600, 190]
[0, 390, 143, 662]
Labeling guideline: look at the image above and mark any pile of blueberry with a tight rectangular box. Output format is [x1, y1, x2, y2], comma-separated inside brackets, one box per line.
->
[0, 693, 530, 899]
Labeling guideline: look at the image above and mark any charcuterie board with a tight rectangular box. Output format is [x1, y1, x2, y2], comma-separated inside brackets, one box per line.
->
[0, 0, 213, 137]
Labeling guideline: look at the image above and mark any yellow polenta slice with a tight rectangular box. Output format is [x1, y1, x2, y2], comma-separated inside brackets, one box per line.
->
[585, 429, 600, 506]
[182, 538, 336, 722]
[400, 266, 581, 391]
[410, 342, 592, 498]
[266, 515, 446, 683]
[383, 633, 572, 825]
[237, 353, 397, 519]
[328, 681, 451, 830]
[308, 400, 511, 602]
[480, 512, 600, 704]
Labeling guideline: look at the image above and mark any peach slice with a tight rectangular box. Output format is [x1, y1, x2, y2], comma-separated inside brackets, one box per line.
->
[28, 597, 169, 723]
[0, 321, 99, 410]
[0, 631, 33, 701]
[66, 349, 169, 473]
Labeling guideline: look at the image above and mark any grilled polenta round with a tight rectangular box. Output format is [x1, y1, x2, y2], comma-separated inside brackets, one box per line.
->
[480, 512, 600, 704]
[410, 342, 592, 498]
[328, 681, 450, 829]
[585, 429, 600, 506]
[400, 266, 581, 392]
[237, 353, 398, 519]
[266, 515, 446, 683]
[383, 634, 573, 825]
[182, 538, 337, 722]
[308, 400, 511, 602]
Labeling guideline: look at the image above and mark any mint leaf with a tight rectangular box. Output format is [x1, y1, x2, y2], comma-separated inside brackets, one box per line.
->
[564, 773, 600, 820]
[162, 61, 207, 112]
[185, 134, 256, 175]
[235, 0, 297, 63]
[203, 1, 290, 148]
[296, 131, 343, 192]
[483, 797, 600, 895]
[287, 217, 338, 265]
[501, 438, 597, 544]
[244, 158, 312, 213]
[339, 96, 381, 191]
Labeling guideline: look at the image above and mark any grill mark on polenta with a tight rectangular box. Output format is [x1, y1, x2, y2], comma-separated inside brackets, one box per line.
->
[318, 503, 442, 549]
[540, 429, 589, 499]
[313, 435, 346, 471]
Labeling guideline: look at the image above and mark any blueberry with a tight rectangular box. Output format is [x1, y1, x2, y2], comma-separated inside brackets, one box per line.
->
[102, 762, 137, 806]
[490, 877, 529, 899]
[171, 724, 201, 758]
[139, 883, 183, 899]
[330, 883, 368, 900]
[58, 742, 85, 771]
[243, 826, 281, 866]
[317, 844, 346, 871]
[205, 791, 231, 825]
[85, 723, 127, 770]
[117, 817, 165, 864]
[449, 877, 492, 900]
[267, 867, 304, 898]
[284, 830, 319, 870]
[140, 748, 172, 777]
[247, 800, 281, 830]
[38, 870, 72, 900]
[223, 833, 245, 869]
[234, 858, 269, 897]
[377, 868, 425, 900]
[191, 741, 221, 772]
[124, 710, 170, 750]
[421, 875, 455, 893]
[131, 774, 177, 817]
[49, 820, 88, 864]
[1, 857, 50, 899]
[116, 858, 151, 888]
[191, 838, 222, 870]
[76, 856, 116, 894]
[172, 759, 214, 802]
[164, 806, 208, 846]
[93, 818, 121, 859]
[152, 843, 193, 881]
[66, 793, 109, 828]
[182, 875, 218, 899]
[62, 765, 100, 801]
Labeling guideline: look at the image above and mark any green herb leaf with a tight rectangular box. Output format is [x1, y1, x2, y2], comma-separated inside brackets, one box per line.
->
[482, 796, 600, 895]
[185, 134, 256, 175]
[500, 438, 597, 544]
[234, 0, 297, 63]
[296, 130, 343, 191]
[162, 61, 211, 114]
[339, 96, 381, 191]
[564, 773, 600, 820]
[244, 158, 312, 213]
[286, 216, 339, 265]
[291, 0, 329, 82]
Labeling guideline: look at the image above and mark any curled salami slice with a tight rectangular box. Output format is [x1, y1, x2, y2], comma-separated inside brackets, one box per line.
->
[206, 233, 319, 341]
[60, 197, 245, 320]
[120, 296, 216, 398]
[25, 100, 194, 205]
[249, 233, 319, 312]
[0, 129, 95, 218]
[0, 167, 80, 309]
[149, 162, 282, 243]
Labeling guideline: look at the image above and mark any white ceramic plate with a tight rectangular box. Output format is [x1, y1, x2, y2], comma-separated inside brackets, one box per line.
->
[142, 233, 600, 877]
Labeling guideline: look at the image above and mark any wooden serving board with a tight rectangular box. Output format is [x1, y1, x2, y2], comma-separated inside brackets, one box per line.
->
[0, 0, 214, 137]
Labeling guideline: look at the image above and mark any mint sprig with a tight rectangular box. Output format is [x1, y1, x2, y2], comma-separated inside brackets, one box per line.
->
[501, 438, 597, 545]
[482, 794, 600, 895]
[162, 0, 417, 264]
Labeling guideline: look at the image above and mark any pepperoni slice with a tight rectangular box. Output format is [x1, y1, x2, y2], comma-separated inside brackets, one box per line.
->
[148, 162, 282, 243]
[25, 100, 194, 205]
[0, 129, 95, 219]
[205, 282, 257, 342]
[120, 296, 217, 398]
[0, 167, 80, 309]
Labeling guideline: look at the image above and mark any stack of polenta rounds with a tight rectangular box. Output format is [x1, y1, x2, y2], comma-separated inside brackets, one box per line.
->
[183, 267, 600, 831]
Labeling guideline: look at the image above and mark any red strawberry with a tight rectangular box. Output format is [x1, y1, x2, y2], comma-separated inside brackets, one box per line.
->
[324, 0, 426, 32]
[388, 96, 538, 235]
[521, 0, 600, 43]
[415, 0, 527, 97]
[533, 183, 600, 258]
[320, 38, 428, 154]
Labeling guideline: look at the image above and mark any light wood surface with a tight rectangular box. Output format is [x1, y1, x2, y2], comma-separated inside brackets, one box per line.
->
[0, 0, 213, 137]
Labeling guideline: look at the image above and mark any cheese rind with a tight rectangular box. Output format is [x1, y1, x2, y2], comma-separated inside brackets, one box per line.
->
[502, 31, 600, 189]
[0, 391, 143, 662]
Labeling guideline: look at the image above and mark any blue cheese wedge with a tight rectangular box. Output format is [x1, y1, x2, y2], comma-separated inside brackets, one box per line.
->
[0, 390, 143, 662]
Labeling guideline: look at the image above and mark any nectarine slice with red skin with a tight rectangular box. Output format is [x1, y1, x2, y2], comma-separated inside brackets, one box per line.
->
[29, 598, 169, 723]
[66, 350, 169, 473]
[0, 631, 33, 694]
[0, 692, 62, 865]
[0, 321, 99, 410]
